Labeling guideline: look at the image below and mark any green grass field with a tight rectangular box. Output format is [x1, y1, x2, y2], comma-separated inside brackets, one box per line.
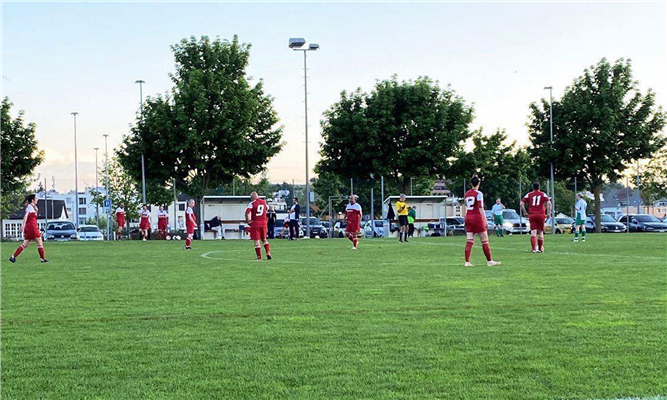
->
[2, 233, 666, 400]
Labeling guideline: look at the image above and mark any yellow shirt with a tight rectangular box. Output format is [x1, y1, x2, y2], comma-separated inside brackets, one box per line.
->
[396, 201, 409, 216]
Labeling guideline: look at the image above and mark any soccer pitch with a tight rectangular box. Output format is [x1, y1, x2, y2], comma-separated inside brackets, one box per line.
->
[2, 234, 666, 400]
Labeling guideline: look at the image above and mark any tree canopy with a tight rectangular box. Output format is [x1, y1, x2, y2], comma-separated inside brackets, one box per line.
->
[317, 76, 474, 195]
[1, 97, 44, 221]
[528, 58, 665, 230]
[117, 35, 283, 208]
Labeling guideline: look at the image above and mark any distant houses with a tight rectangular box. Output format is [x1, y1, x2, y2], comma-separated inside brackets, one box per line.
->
[2, 199, 69, 239]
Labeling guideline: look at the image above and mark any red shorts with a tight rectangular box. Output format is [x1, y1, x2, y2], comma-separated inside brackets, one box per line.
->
[465, 218, 487, 234]
[250, 226, 267, 241]
[24, 225, 41, 240]
[117, 218, 125, 228]
[186, 224, 195, 235]
[346, 222, 360, 233]
[529, 215, 545, 232]
[140, 220, 150, 230]
[158, 222, 168, 230]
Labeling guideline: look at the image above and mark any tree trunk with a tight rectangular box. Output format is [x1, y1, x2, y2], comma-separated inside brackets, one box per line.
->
[594, 184, 602, 233]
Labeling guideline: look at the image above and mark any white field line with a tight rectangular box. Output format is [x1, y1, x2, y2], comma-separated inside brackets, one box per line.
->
[200, 251, 306, 264]
[412, 240, 667, 261]
[575, 396, 667, 400]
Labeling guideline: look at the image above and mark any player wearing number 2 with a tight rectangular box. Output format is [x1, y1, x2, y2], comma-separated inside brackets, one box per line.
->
[520, 182, 552, 253]
[463, 176, 501, 267]
[246, 192, 272, 261]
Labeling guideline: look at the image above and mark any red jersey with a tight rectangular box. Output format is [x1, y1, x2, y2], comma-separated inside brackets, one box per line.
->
[185, 207, 196, 229]
[115, 208, 125, 224]
[157, 210, 168, 228]
[463, 189, 485, 221]
[522, 190, 550, 216]
[246, 199, 268, 228]
[345, 203, 362, 226]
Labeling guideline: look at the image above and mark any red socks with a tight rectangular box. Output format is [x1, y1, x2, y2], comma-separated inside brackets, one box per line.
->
[185, 238, 192, 247]
[13, 244, 25, 258]
[263, 243, 271, 256]
[481, 241, 492, 261]
[530, 236, 537, 251]
[537, 238, 544, 251]
[38, 247, 45, 260]
[465, 240, 474, 262]
[255, 247, 262, 259]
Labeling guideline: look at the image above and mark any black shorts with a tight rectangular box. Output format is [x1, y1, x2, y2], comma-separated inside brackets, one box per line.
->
[398, 215, 409, 226]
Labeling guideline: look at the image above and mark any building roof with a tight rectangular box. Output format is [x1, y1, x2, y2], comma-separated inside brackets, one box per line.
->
[7, 199, 69, 220]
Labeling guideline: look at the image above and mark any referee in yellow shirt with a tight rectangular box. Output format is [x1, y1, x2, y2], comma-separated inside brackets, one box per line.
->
[396, 194, 410, 242]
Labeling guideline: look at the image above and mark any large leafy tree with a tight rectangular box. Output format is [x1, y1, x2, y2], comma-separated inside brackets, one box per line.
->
[449, 129, 533, 206]
[117, 35, 283, 222]
[1, 97, 44, 237]
[637, 147, 667, 208]
[528, 58, 666, 231]
[317, 76, 474, 195]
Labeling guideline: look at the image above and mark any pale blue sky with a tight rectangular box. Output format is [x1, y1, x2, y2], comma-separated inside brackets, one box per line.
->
[2, 1, 666, 191]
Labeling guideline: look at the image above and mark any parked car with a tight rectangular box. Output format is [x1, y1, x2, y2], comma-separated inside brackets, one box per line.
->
[499, 209, 530, 234]
[578, 215, 626, 233]
[363, 220, 384, 237]
[299, 217, 328, 238]
[78, 224, 104, 241]
[618, 214, 667, 232]
[545, 217, 574, 234]
[333, 221, 348, 238]
[45, 221, 78, 241]
[443, 217, 466, 236]
[662, 216, 667, 223]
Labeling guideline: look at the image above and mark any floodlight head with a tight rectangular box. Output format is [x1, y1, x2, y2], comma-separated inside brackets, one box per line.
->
[289, 38, 306, 49]
[308, 43, 320, 50]
[544, 86, 553, 90]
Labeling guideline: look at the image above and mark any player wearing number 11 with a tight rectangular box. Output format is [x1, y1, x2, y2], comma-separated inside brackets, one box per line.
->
[246, 192, 272, 261]
[520, 182, 552, 253]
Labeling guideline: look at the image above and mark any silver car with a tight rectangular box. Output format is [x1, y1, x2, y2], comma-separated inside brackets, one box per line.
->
[78, 225, 104, 241]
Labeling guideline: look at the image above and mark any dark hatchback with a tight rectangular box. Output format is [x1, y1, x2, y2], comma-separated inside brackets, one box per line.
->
[618, 214, 667, 233]
[582, 215, 627, 233]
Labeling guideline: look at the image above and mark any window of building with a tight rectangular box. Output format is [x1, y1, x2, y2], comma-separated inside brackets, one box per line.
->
[179, 204, 186, 211]
[79, 198, 87, 205]
[79, 207, 87, 216]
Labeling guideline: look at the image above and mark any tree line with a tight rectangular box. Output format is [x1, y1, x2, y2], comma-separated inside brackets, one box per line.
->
[2, 35, 666, 233]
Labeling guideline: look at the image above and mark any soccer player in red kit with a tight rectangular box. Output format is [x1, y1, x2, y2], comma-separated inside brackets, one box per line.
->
[115, 204, 126, 240]
[463, 176, 501, 267]
[520, 182, 552, 253]
[345, 195, 362, 250]
[245, 192, 272, 261]
[9, 194, 49, 263]
[157, 205, 169, 239]
[184, 199, 196, 250]
[139, 204, 150, 241]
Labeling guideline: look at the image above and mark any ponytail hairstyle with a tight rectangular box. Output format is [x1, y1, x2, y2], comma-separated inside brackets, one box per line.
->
[23, 193, 37, 206]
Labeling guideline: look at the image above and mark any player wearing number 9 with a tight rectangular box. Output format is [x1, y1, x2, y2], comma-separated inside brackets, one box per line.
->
[245, 192, 272, 261]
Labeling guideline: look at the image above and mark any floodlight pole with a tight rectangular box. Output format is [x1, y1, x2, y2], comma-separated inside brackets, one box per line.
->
[290, 40, 319, 238]
[545, 86, 556, 234]
[103, 134, 111, 240]
[71, 112, 80, 228]
[94, 147, 100, 227]
[136, 80, 147, 205]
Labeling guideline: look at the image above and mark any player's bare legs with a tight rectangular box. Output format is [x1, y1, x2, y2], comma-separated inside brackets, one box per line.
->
[574, 224, 586, 242]
[117, 226, 123, 240]
[537, 231, 545, 252]
[530, 229, 538, 252]
[347, 231, 359, 249]
[464, 232, 475, 266]
[478, 231, 500, 266]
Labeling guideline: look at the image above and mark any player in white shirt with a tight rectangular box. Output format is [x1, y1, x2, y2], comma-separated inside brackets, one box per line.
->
[573, 193, 587, 242]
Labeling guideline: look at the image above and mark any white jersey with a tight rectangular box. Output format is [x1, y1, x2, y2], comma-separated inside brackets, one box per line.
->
[26, 204, 37, 216]
[575, 199, 587, 220]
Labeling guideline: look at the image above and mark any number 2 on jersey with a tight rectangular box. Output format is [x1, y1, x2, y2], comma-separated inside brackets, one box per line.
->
[465, 196, 476, 210]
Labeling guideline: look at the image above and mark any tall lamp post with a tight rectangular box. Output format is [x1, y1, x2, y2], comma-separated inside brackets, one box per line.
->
[289, 38, 319, 238]
[103, 134, 111, 240]
[94, 147, 100, 226]
[544, 86, 556, 234]
[135, 79, 147, 205]
[71, 112, 80, 227]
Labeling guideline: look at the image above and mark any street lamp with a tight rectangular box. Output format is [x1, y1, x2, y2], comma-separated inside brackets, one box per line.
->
[135, 79, 147, 205]
[103, 134, 111, 240]
[289, 38, 319, 238]
[94, 147, 99, 227]
[544, 86, 556, 234]
[71, 112, 80, 228]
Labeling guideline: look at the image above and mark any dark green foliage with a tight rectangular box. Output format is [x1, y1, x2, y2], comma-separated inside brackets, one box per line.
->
[528, 58, 666, 231]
